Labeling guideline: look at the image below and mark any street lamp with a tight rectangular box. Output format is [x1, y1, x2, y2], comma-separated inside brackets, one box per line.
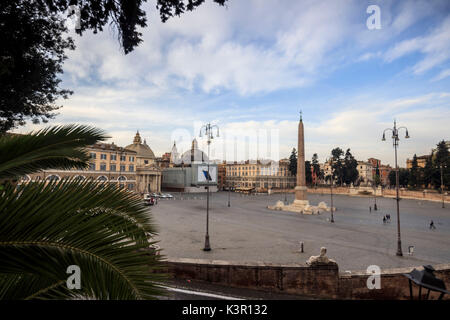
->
[326, 157, 335, 223]
[227, 182, 231, 207]
[441, 164, 445, 209]
[382, 120, 410, 257]
[199, 123, 220, 251]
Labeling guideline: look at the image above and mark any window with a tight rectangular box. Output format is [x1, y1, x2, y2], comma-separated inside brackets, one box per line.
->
[110, 164, 116, 172]
[129, 165, 134, 172]
[144, 160, 149, 164]
[120, 155, 126, 161]
[120, 165, 126, 172]
[97, 176, 107, 182]
[100, 154, 107, 160]
[111, 154, 117, 161]
[127, 183, 134, 190]
[89, 163, 96, 171]
[129, 156, 135, 162]
[100, 164, 107, 171]
[89, 153, 96, 159]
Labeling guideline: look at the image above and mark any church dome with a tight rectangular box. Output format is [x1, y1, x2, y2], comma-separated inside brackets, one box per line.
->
[180, 138, 208, 164]
[125, 131, 156, 159]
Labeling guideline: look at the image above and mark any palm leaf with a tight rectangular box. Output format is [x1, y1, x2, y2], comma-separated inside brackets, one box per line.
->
[0, 179, 167, 300]
[0, 124, 109, 180]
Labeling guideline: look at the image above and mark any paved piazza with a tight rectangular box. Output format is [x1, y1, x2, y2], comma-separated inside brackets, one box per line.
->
[150, 192, 450, 271]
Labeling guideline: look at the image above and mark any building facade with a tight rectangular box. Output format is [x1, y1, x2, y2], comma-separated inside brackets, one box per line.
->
[27, 132, 161, 194]
[225, 159, 296, 191]
[357, 161, 374, 185]
[406, 155, 430, 169]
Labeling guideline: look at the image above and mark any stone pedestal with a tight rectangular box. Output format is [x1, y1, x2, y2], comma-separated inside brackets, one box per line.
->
[268, 198, 330, 215]
[294, 186, 308, 201]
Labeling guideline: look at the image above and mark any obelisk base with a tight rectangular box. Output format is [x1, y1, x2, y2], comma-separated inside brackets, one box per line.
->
[294, 186, 308, 201]
[268, 198, 332, 215]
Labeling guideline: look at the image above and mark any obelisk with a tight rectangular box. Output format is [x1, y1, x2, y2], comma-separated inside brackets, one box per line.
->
[294, 111, 308, 205]
[267, 111, 330, 214]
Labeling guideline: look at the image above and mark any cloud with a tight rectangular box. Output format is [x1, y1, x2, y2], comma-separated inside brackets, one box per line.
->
[432, 68, 450, 81]
[12, 1, 450, 170]
[384, 16, 450, 74]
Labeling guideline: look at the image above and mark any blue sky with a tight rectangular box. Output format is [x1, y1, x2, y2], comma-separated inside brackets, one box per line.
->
[14, 0, 450, 166]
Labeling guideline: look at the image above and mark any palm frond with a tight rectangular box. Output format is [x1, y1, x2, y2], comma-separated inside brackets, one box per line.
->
[0, 179, 167, 300]
[0, 125, 109, 180]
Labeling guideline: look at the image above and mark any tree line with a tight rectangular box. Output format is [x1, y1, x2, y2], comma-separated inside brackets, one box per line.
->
[389, 140, 449, 190]
[288, 147, 359, 186]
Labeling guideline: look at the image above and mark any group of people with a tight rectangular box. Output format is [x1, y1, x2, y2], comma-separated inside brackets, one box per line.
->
[369, 205, 438, 230]
[369, 205, 391, 223]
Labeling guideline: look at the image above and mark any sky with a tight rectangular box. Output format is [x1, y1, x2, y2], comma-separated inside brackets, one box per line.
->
[13, 0, 450, 167]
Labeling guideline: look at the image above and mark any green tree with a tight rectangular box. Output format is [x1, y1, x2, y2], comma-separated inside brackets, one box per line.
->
[343, 148, 358, 185]
[432, 140, 450, 189]
[389, 168, 409, 187]
[374, 163, 381, 187]
[305, 160, 312, 185]
[0, 0, 228, 133]
[0, 125, 165, 299]
[422, 153, 433, 188]
[408, 154, 419, 188]
[288, 148, 297, 176]
[399, 168, 409, 187]
[388, 170, 396, 186]
[331, 147, 344, 186]
[311, 153, 320, 186]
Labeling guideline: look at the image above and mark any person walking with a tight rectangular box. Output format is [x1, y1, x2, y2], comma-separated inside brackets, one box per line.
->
[383, 216, 386, 224]
[430, 220, 436, 230]
[369, 206, 372, 213]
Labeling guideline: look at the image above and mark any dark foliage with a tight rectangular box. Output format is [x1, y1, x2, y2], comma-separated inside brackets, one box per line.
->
[0, 0, 228, 132]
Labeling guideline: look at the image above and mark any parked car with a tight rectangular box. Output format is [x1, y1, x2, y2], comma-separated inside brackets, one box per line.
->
[165, 193, 173, 199]
[143, 194, 155, 206]
[143, 193, 152, 200]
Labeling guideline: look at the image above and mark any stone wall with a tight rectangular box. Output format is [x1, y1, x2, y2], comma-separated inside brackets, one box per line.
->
[154, 258, 450, 300]
[306, 186, 449, 203]
[159, 258, 339, 299]
[338, 263, 450, 300]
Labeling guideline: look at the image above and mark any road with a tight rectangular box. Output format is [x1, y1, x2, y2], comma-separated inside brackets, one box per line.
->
[149, 191, 450, 271]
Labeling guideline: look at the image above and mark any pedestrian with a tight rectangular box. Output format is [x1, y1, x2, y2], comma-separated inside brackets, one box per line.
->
[369, 206, 372, 213]
[383, 216, 386, 224]
[430, 220, 436, 230]
[387, 214, 391, 221]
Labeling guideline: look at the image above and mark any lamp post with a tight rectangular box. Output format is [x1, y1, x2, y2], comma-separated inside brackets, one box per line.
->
[228, 182, 231, 207]
[327, 158, 335, 223]
[199, 123, 220, 251]
[382, 120, 410, 257]
[441, 164, 445, 209]
[373, 183, 378, 211]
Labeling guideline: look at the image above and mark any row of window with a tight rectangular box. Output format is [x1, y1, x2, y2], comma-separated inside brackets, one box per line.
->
[230, 181, 295, 188]
[227, 170, 289, 177]
[89, 163, 134, 172]
[90, 153, 135, 162]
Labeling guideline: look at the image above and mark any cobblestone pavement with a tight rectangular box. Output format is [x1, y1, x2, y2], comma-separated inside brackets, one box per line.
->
[150, 191, 450, 271]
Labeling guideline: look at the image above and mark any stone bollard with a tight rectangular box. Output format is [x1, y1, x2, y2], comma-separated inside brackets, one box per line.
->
[299, 241, 304, 253]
